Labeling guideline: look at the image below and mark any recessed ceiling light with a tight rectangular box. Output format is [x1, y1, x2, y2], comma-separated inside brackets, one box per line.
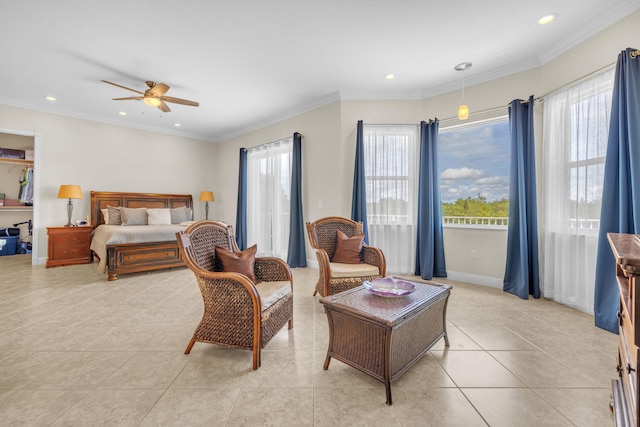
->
[538, 13, 558, 25]
[174, 123, 182, 127]
[44, 96, 56, 101]
[118, 111, 127, 116]
[384, 74, 395, 80]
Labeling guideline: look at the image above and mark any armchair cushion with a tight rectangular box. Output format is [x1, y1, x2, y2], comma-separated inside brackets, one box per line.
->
[256, 280, 292, 310]
[331, 230, 365, 264]
[330, 262, 380, 279]
[216, 244, 259, 284]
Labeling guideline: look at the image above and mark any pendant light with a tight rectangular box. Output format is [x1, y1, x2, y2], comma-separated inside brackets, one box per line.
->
[455, 62, 472, 120]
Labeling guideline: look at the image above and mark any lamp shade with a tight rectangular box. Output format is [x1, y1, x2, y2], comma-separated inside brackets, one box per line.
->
[458, 104, 469, 120]
[199, 191, 214, 202]
[57, 185, 83, 199]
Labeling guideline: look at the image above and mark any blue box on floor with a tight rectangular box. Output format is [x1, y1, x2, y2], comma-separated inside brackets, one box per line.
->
[0, 235, 18, 256]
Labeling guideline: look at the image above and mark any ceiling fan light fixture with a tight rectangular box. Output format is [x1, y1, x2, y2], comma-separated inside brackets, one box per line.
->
[144, 96, 161, 107]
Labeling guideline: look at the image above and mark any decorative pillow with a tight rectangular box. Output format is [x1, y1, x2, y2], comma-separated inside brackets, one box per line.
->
[215, 244, 259, 284]
[107, 205, 122, 225]
[170, 207, 192, 224]
[147, 208, 172, 225]
[331, 230, 365, 264]
[120, 207, 148, 226]
[101, 208, 109, 224]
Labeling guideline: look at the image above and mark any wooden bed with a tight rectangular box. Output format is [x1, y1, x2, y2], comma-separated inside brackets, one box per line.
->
[90, 191, 193, 281]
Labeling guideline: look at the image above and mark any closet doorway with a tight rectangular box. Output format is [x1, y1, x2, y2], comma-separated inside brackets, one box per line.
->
[0, 129, 39, 264]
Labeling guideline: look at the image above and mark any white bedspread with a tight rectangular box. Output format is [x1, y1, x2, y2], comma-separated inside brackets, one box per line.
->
[90, 224, 188, 273]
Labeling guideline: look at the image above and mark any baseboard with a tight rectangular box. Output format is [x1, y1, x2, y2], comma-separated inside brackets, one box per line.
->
[446, 271, 503, 289]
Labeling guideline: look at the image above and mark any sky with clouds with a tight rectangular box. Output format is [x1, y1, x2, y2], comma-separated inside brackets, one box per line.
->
[438, 120, 510, 203]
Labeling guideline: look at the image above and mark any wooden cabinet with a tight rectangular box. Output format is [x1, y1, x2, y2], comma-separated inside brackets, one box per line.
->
[46, 226, 93, 268]
[608, 233, 640, 427]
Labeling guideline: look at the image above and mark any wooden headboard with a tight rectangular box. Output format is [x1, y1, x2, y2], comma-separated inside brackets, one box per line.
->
[90, 191, 193, 228]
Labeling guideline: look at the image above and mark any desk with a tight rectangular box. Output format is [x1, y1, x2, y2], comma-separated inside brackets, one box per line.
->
[320, 278, 451, 405]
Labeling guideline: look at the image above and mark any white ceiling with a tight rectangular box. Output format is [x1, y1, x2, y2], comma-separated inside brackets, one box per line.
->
[1, 0, 638, 143]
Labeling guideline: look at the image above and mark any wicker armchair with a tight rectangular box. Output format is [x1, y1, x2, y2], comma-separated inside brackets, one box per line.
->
[306, 216, 386, 297]
[176, 220, 293, 370]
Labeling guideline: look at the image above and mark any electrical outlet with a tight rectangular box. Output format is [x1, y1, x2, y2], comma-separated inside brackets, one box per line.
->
[471, 249, 478, 260]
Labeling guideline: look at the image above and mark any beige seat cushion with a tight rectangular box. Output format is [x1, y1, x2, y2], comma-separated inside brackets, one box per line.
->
[330, 262, 379, 279]
[256, 280, 291, 310]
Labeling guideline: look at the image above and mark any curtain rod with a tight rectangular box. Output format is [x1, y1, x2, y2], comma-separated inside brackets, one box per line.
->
[245, 132, 301, 152]
[438, 105, 508, 125]
[361, 123, 420, 127]
[537, 61, 616, 100]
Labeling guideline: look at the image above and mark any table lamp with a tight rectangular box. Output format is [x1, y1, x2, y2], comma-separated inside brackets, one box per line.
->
[199, 191, 214, 220]
[57, 185, 83, 227]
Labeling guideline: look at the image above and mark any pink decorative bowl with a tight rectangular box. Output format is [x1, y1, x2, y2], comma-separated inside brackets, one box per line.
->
[363, 277, 415, 297]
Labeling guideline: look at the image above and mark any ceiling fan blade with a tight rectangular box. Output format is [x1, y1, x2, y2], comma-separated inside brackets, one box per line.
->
[160, 96, 199, 107]
[158, 101, 171, 113]
[112, 96, 144, 101]
[101, 80, 145, 95]
[148, 82, 170, 97]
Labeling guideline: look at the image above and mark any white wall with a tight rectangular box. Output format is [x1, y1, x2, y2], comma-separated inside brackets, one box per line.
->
[443, 227, 508, 288]
[0, 105, 217, 262]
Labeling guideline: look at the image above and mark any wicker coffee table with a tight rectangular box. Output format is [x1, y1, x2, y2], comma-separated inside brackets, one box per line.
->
[320, 278, 451, 405]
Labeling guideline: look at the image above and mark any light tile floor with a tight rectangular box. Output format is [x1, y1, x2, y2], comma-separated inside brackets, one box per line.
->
[0, 255, 618, 426]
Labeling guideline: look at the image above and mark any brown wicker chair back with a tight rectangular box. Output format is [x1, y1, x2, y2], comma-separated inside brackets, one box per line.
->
[178, 220, 235, 271]
[307, 217, 363, 261]
[306, 216, 386, 297]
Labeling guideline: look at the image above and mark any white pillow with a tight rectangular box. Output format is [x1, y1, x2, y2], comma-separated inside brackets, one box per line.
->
[147, 208, 172, 225]
[101, 208, 109, 224]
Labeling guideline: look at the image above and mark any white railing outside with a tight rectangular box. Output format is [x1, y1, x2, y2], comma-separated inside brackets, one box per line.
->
[443, 216, 508, 228]
[569, 218, 600, 230]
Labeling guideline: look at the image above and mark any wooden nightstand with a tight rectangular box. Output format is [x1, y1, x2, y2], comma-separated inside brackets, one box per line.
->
[46, 226, 93, 268]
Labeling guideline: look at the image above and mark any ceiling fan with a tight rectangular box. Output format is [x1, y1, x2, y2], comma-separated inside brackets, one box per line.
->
[101, 80, 199, 112]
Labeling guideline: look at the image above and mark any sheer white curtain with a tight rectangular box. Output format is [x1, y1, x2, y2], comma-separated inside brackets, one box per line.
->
[364, 125, 419, 274]
[541, 67, 614, 314]
[246, 137, 292, 259]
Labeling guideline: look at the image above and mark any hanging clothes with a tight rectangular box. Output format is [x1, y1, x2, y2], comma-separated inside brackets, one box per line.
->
[18, 167, 33, 205]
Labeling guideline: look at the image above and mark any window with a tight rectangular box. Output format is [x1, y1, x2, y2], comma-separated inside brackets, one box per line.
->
[246, 138, 292, 259]
[363, 125, 419, 273]
[541, 66, 614, 313]
[438, 117, 510, 227]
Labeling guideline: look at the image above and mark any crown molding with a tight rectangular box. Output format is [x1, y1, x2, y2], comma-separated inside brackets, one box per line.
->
[537, 1, 640, 65]
[214, 91, 342, 142]
[0, 98, 214, 142]
[421, 55, 542, 99]
[338, 90, 424, 101]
